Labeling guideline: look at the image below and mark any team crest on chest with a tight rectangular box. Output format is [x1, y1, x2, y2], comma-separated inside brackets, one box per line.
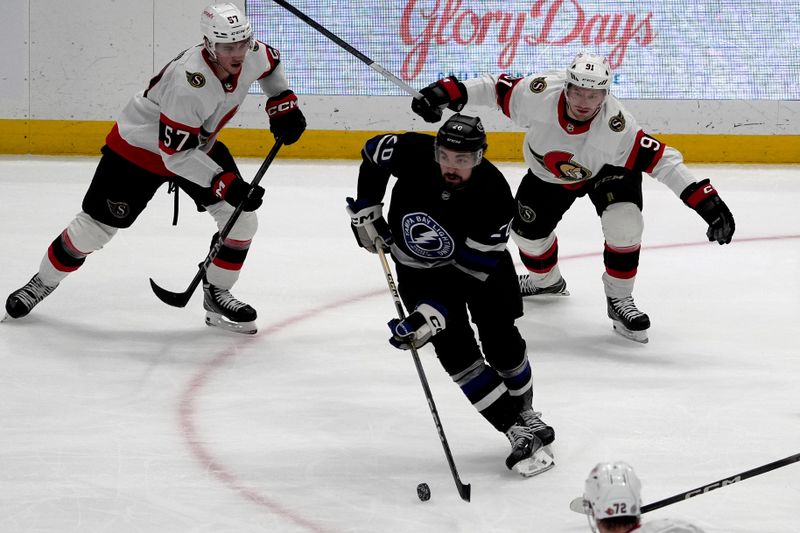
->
[402, 212, 454, 259]
[529, 77, 547, 93]
[609, 111, 625, 132]
[186, 71, 206, 88]
[528, 144, 592, 181]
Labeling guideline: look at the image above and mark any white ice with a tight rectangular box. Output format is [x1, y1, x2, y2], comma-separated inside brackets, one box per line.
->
[1, 156, 798, 533]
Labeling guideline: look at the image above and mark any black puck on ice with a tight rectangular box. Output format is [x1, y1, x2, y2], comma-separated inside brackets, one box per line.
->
[417, 482, 431, 501]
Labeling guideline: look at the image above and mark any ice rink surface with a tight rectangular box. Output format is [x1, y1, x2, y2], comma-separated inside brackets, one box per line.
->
[1, 155, 798, 532]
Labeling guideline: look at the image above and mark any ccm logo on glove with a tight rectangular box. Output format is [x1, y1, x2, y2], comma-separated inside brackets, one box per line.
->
[266, 98, 297, 117]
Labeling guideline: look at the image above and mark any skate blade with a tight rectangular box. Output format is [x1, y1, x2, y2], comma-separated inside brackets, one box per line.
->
[611, 321, 648, 343]
[1, 313, 11, 323]
[205, 312, 257, 335]
[513, 446, 555, 477]
[523, 289, 570, 298]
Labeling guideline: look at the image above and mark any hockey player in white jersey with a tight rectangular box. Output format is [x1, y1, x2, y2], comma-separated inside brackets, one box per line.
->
[4, 3, 306, 333]
[411, 52, 735, 343]
[583, 462, 705, 533]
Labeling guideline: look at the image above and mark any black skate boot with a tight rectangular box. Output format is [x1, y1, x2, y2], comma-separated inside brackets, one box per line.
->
[505, 415, 555, 477]
[4, 275, 59, 320]
[519, 274, 569, 297]
[607, 296, 650, 344]
[520, 409, 555, 446]
[203, 279, 257, 334]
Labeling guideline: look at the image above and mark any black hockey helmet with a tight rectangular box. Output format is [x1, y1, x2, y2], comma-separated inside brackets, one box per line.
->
[436, 113, 487, 153]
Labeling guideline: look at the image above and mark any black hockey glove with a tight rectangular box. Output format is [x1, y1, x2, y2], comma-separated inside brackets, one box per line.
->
[210, 171, 265, 211]
[346, 197, 393, 253]
[411, 76, 468, 123]
[266, 89, 306, 145]
[680, 178, 735, 245]
[388, 301, 447, 350]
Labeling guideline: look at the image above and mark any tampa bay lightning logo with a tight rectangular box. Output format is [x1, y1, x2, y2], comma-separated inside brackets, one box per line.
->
[402, 212, 454, 259]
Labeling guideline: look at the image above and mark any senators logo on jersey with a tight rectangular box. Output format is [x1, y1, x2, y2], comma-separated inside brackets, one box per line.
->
[186, 71, 206, 88]
[609, 111, 626, 132]
[528, 144, 592, 182]
[529, 77, 547, 93]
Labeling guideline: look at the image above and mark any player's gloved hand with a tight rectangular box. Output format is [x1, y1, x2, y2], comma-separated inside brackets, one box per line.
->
[211, 171, 265, 211]
[346, 197, 393, 253]
[680, 178, 735, 245]
[411, 76, 468, 123]
[388, 301, 447, 350]
[266, 89, 306, 145]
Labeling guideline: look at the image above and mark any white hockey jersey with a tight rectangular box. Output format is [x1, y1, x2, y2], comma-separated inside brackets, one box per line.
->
[105, 41, 289, 186]
[635, 517, 706, 533]
[462, 72, 696, 197]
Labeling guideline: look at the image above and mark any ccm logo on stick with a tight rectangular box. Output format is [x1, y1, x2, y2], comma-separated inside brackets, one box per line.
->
[685, 476, 741, 499]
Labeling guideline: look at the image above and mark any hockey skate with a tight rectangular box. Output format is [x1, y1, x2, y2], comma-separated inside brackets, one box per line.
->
[520, 409, 555, 446]
[203, 279, 257, 334]
[607, 296, 650, 344]
[4, 274, 59, 321]
[505, 415, 555, 477]
[519, 274, 569, 297]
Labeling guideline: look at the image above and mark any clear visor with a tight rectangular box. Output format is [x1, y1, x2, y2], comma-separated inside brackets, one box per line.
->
[214, 37, 253, 56]
[434, 144, 483, 169]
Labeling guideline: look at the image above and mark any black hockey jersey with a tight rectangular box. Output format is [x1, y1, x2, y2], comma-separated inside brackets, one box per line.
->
[358, 132, 514, 281]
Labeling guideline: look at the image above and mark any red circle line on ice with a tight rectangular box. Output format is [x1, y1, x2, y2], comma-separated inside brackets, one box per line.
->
[178, 234, 800, 531]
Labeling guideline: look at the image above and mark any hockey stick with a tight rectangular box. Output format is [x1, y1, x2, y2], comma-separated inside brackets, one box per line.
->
[569, 451, 800, 515]
[271, 0, 423, 99]
[375, 241, 471, 502]
[149, 138, 284, 307]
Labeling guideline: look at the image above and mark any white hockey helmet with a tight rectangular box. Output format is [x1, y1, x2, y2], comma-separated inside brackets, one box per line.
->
[583, 462, 642, 525]
[201, 3, 252, 56]
[565, 51, 612, 92]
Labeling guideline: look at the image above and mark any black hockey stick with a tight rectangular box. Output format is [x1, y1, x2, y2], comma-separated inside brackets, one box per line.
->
[271, 0, 423, 99]
[569, 451, 800, 515]
[375, 242, 471, 502]
[149, 138, 284, 307]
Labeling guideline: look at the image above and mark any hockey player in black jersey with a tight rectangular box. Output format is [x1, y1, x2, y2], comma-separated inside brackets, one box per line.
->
[346, 114, 555, 477]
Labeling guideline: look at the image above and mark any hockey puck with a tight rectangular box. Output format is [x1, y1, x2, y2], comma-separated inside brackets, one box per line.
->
[417, 482, 431, 501]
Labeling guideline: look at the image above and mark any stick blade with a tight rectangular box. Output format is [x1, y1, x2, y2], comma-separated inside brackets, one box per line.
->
[149, 278, 192, 308]
[569, 496, 589, 514]
[458, 482, 471, 502]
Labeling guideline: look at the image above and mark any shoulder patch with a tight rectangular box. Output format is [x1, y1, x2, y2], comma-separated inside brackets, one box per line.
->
[186, 71, 206, 88]
[529, 77, 547, 93]
[609, 111, 625, 132]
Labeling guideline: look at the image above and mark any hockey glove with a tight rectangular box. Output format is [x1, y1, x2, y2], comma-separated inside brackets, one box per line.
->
[266, 89, 307, 145]
[388, 301, 447, 350]
[210, 171, 265, 211]
[411, 76, 468, 123]
[346, 197, 393, 253]
[680, 178, 735, 245]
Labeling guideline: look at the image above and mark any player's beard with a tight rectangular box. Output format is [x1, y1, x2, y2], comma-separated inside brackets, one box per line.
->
[442, 172, 466, 189]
